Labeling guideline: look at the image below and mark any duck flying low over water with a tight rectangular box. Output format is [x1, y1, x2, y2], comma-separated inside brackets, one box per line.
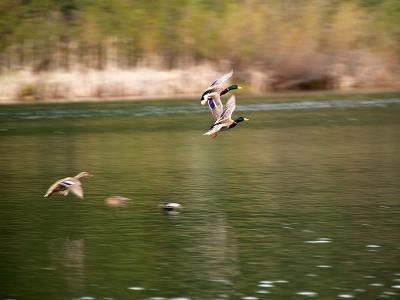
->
[44, 171, 92, 199]
[204, 94, 249, 139]
[200, 70, 242, 109]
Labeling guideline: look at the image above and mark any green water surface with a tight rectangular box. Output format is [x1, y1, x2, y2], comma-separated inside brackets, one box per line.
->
[0, 95, 399, 300]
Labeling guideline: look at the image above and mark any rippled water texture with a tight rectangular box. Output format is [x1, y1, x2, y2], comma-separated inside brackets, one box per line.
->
[0, 95, 399, 300]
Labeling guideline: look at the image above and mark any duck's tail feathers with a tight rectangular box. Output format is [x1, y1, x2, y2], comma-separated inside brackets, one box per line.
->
[44, 190, 52, 197]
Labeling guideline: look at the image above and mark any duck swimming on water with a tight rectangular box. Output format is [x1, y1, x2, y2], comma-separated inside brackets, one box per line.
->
[105, 196, 131, 207]
[44, 171, 92, 199]
[159, 202, 182, 212]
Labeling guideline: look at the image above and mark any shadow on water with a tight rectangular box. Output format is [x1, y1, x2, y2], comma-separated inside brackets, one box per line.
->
[0, 96, 399, 299]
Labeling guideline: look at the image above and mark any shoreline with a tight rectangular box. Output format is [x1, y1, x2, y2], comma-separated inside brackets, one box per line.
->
[1, 89, 400, 106]
[1, 64, 399, 105]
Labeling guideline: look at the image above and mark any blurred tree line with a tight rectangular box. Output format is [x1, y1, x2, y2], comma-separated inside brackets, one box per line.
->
[0, 0, 399, 90]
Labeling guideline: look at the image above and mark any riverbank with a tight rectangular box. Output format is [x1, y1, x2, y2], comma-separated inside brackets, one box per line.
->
[0, 65, 221, 104]
[1, 63, 399, 104]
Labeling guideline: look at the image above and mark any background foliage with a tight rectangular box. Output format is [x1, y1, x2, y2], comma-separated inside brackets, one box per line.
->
[0, 0, 399, 99]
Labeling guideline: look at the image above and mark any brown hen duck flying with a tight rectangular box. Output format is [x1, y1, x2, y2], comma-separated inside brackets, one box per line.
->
[44, 171, 92, 199]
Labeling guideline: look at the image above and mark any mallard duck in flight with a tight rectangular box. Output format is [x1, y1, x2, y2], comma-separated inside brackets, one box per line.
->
[44, 171, 92, 199]
[200, 70, 242, 109]
[204, 94, 249, 139]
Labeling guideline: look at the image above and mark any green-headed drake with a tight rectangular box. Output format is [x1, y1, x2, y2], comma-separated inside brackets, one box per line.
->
[204, 95, 249, 139]
[200, 70, 242, 110]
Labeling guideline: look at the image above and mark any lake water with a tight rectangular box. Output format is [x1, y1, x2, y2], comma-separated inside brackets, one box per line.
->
[0, 94, 400, 300]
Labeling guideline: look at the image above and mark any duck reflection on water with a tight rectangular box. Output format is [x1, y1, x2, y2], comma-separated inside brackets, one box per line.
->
[49, 238, 85, 293]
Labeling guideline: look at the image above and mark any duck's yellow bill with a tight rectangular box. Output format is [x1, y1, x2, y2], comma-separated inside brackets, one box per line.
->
[238, 86, 243, 89]
[244, 117, 250, 121]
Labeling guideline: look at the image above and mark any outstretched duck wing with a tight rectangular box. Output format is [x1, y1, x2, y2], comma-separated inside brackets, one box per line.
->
[69, 181, 84, 199]
[210, 70, 233, 88]
[207, 94, 223, 121]
[202, 70, 233, 96]
[203, 122, 226, 136]
[217, 95, 236, 122]
[201, 70, 233, 105]
[44, 177, 72, 197]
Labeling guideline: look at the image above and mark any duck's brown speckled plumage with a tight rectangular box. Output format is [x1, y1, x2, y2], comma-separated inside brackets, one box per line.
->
[44, 171, 92, 199]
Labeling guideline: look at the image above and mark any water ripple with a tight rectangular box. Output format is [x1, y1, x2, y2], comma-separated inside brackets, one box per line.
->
[317, 265, 333, 268]
[296, 291, 318, 297]
[128, 286, 145, 291]
[337, 294, 354, 298]
[1, 98, 399, 120]
[305, 237, 332, 244]
[366, 245, 381, 248]
[256, 290, 270, 294]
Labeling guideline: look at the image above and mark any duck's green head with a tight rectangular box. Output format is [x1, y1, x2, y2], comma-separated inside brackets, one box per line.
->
[228, 84, 242, 91]
[234, 117, 250, 123]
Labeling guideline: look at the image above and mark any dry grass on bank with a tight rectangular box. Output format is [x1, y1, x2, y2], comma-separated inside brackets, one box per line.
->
[1, 58, 399, 104]
[0, 65, 220, 103]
